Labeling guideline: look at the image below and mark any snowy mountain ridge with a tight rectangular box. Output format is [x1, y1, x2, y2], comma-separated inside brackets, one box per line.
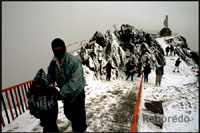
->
[77, 24, 198, 80]
[78, 24, 167, 81]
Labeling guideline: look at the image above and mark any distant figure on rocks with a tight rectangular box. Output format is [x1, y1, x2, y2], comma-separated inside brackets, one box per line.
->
[121, 44, 127, 51]
[174, 48, 177, 56]
[103, 60, 115, 81]
[155, 65, 164, 86]
[165, 46, 170, 56]
[173, 58, 181, 73]
[125, 59, 136, 81]
[196, 69, 199, 77]
[143, 61, 151, 83]
[163, 15, 168, 28]
[137, 60, 142, 77]
[170, 45, 174, 56]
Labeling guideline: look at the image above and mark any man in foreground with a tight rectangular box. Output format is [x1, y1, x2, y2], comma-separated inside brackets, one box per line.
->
[47, 38, 87, 132]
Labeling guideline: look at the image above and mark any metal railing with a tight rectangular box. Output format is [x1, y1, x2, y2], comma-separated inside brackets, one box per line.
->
[130, 74, 144, 132]
[1, 80, 33, 127]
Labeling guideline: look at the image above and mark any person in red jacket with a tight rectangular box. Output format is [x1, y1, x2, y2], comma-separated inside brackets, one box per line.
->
[126, 59, 136, 81]
[195, 69, 199, 76]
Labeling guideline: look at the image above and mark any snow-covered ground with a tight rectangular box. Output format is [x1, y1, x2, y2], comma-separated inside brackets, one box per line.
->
[2, 37, 199, 132]
[2, 68, 141, 132]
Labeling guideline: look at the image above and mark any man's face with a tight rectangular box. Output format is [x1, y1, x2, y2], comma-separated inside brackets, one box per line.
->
[52, 45, 66, 60]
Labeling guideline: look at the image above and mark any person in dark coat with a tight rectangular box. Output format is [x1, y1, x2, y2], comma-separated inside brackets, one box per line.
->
[143, 61, 151, 83]
[103, 60, 115, 81]
[155, 66, 164, 86]
[170, 45, 174, 56]
[126, 59, 136, 81]
[27, 69, 59, 132]
[165, 46, 170, 56]
[173, 58, 181, 73]
[137, 60, 142, 77]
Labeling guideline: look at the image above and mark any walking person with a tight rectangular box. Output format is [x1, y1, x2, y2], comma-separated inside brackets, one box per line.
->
[173, 58, 181, 73]
[103, 60, 115, 81]
[174, 48, 177, 56]
[170, 45, 174, 56]
[125, 59, 136, 81]
[27, 69, 59, 132]
[165, 46, 170, 56]
[143, 61, 151, 83]
[137, 60, 142, 77]
[155, 66, 164, 86]
[47, 38, 87, 132]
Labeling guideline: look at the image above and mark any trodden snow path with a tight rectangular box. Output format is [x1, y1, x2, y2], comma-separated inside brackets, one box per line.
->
[2, 76, 141, 132]
[137, 37, 199, 132]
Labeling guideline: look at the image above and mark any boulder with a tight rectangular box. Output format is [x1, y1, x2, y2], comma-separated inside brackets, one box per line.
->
[159, 27, 172, 37]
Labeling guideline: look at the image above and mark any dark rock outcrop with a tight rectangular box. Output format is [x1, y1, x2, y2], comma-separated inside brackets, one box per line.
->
[160, 27, 172, 37]
[78, 24, 166, 80]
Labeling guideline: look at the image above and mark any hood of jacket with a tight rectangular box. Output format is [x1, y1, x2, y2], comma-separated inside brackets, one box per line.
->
[33, 68, 48, 88]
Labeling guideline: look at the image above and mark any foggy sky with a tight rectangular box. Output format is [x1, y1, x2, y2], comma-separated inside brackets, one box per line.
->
[2, 2, 199, 89]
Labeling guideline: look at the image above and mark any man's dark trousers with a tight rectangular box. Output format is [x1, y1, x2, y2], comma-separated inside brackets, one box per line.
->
[64, 90, 87, 132]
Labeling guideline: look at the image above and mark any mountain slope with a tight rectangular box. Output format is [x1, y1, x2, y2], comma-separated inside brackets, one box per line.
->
[137, 37, 199, 132]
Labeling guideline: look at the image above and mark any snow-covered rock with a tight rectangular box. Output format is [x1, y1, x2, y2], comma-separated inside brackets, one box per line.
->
[78, 24, 167, 80]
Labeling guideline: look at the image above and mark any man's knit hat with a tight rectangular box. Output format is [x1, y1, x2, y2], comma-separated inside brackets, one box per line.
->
[51, 38, 66, 60]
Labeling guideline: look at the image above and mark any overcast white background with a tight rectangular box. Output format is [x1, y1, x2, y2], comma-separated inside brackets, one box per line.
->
[2, 2, 199, 89]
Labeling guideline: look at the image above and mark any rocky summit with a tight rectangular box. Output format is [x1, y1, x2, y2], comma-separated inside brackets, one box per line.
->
[77, 24, 198, 80]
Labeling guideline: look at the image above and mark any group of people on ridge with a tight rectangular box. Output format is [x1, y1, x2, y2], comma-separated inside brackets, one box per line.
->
[165, 45, 177, 56]
[124, 58, 163, 86]
[103, 58, 165, 86]
[165, 45, 181, 73]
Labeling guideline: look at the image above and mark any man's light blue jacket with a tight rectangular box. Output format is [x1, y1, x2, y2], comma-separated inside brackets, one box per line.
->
[47, 52, 86, 102]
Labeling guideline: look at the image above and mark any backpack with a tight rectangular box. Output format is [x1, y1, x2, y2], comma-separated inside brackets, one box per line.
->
[156, 67, 163, 75]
